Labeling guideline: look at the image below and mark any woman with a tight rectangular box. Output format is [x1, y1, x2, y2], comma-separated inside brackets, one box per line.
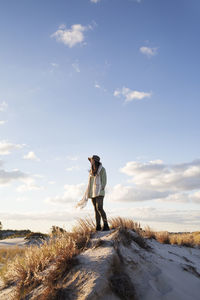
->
[77, 155, 110, 231]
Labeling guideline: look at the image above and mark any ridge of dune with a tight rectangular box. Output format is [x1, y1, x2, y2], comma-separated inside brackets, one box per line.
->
[0, 228, 200, 299]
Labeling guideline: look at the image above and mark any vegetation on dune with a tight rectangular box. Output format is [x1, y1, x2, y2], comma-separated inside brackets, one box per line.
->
[169, 231, 200, 247]
[25, 232, 49, 241]
[0, 218, 96, 299]
[109, 216, 200, 247]
[0, 217, 199, 299]
[0, 229, 31, 240]
[143, 228, 200, 247]
[0, 247, 25, 282]
[109, 217, 142, 233]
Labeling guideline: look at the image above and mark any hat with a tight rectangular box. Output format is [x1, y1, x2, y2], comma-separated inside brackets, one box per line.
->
[88, 155, 100, 162]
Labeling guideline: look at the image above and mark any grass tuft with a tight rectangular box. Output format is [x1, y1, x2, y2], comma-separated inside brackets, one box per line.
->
[109, 217, 141, 233]
[25, 232, 48, 241]
[156, 231, 170, 244]
[142, 226, 156, 240]
[1, 218, 95, 299]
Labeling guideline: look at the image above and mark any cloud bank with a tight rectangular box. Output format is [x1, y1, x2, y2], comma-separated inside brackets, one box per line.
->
[121, 159, 200, 192]
[116, 159, 200, 203]
[46, 183, 86, 204]
[1, 206, 200, 232]
[0, 140, 24, 155]
[45, 158, 200, 205]
[0, 167, 28, 185]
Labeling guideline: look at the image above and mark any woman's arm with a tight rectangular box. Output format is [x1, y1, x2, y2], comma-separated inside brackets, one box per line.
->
[100, 167, 107, 190]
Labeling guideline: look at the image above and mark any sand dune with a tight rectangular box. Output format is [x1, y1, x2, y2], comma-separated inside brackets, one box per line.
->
[0, 229, 200, 299]
[0, 237, 26, 248]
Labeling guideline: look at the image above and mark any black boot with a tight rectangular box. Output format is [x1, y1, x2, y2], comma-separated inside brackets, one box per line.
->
[96, 225, 101, 231]
[102, 222, 110, 231]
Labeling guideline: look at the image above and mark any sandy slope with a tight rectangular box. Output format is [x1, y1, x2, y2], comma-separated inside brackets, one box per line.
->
[0, 229, 200, 299]
[0, 237, 26, 248]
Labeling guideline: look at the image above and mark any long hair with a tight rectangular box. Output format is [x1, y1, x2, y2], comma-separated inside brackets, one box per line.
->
[91, 161, 100, 176]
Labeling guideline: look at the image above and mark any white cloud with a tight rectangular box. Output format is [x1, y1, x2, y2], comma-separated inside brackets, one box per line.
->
[140, 46, 158, 57]
[16, 183, 43, 192]
[66, 165, 80, 172]
[51, 24, 90, 48]
[0, 101, 8, 112]
[0, 208, 88, 223]
[157, 191, 200, 204]
[0, 206, 199, 232]
[16, 197, 28, 203]
[45, 158, 200, 211]
[0, 120, 6, 125]
[33, 174, 44, 179]
[0, 140, 24, 155]
[0, 165, 28, 186]
[114, 87, 151, 103]
[46, 183, 86, 205]
[123, 207, 200, 231]
[66, 155, 79, 161]
[121, 160, 164, 178]
[48, 181, 56, 185]
[94, 82, 101, 89]
[23, 151, 40, 162]
[191, 191, 200, 203]
[72, 62, 80, 73]
[107, 184, 169, 202]
[17, 177, 44, 192]
[90, 0, 101, 3]
[128, 0, 142, 3]
[120, 159, 200, 196]
[0, 160, 29, 186]
[158, 192, 189, 203]
[51, 62, 59, 67]
[94, 82, 107, 92]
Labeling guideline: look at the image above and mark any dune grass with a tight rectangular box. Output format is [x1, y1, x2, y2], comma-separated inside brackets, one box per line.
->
[109, 216, 200, 247]
[1, 218, 96, 299]
[109, 216, 141, 233]
[169, 232, 200, 247]
[0, 247, 25, 265]
[0, 247, 25, 282]
[0, 217, 199, 299]
[143, 228, 200, 247]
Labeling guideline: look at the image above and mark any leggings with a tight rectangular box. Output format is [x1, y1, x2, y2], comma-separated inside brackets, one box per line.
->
[92, 196, 108, 226]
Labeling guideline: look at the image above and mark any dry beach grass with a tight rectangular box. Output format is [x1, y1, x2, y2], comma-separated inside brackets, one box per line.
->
[0, 218, 96, 299]
[0, 217, 199, 299]
[0, 247, 25, 282]
[109, 216, 200, 247]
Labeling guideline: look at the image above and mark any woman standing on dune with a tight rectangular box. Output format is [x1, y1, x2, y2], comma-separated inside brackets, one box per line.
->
[77, 155, 110, 231]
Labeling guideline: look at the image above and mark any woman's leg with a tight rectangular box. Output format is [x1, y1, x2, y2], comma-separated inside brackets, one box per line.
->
[96, 196, 110, 230]
[92, 197, 101, 230]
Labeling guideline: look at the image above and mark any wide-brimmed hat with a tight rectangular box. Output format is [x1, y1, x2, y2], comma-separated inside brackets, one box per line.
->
[88, 155, 100, 162]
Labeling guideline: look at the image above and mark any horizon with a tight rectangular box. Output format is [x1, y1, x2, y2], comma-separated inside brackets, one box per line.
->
[1, 0, 200, 233]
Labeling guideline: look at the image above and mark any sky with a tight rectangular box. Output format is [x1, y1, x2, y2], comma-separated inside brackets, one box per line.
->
[0, 0, 200, 233]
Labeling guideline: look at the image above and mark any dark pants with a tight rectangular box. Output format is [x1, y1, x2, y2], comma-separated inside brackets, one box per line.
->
[92, 196, 108, 227]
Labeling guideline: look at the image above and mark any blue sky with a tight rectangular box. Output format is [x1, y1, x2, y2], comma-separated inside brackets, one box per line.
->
[0, 0, 200, 232]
